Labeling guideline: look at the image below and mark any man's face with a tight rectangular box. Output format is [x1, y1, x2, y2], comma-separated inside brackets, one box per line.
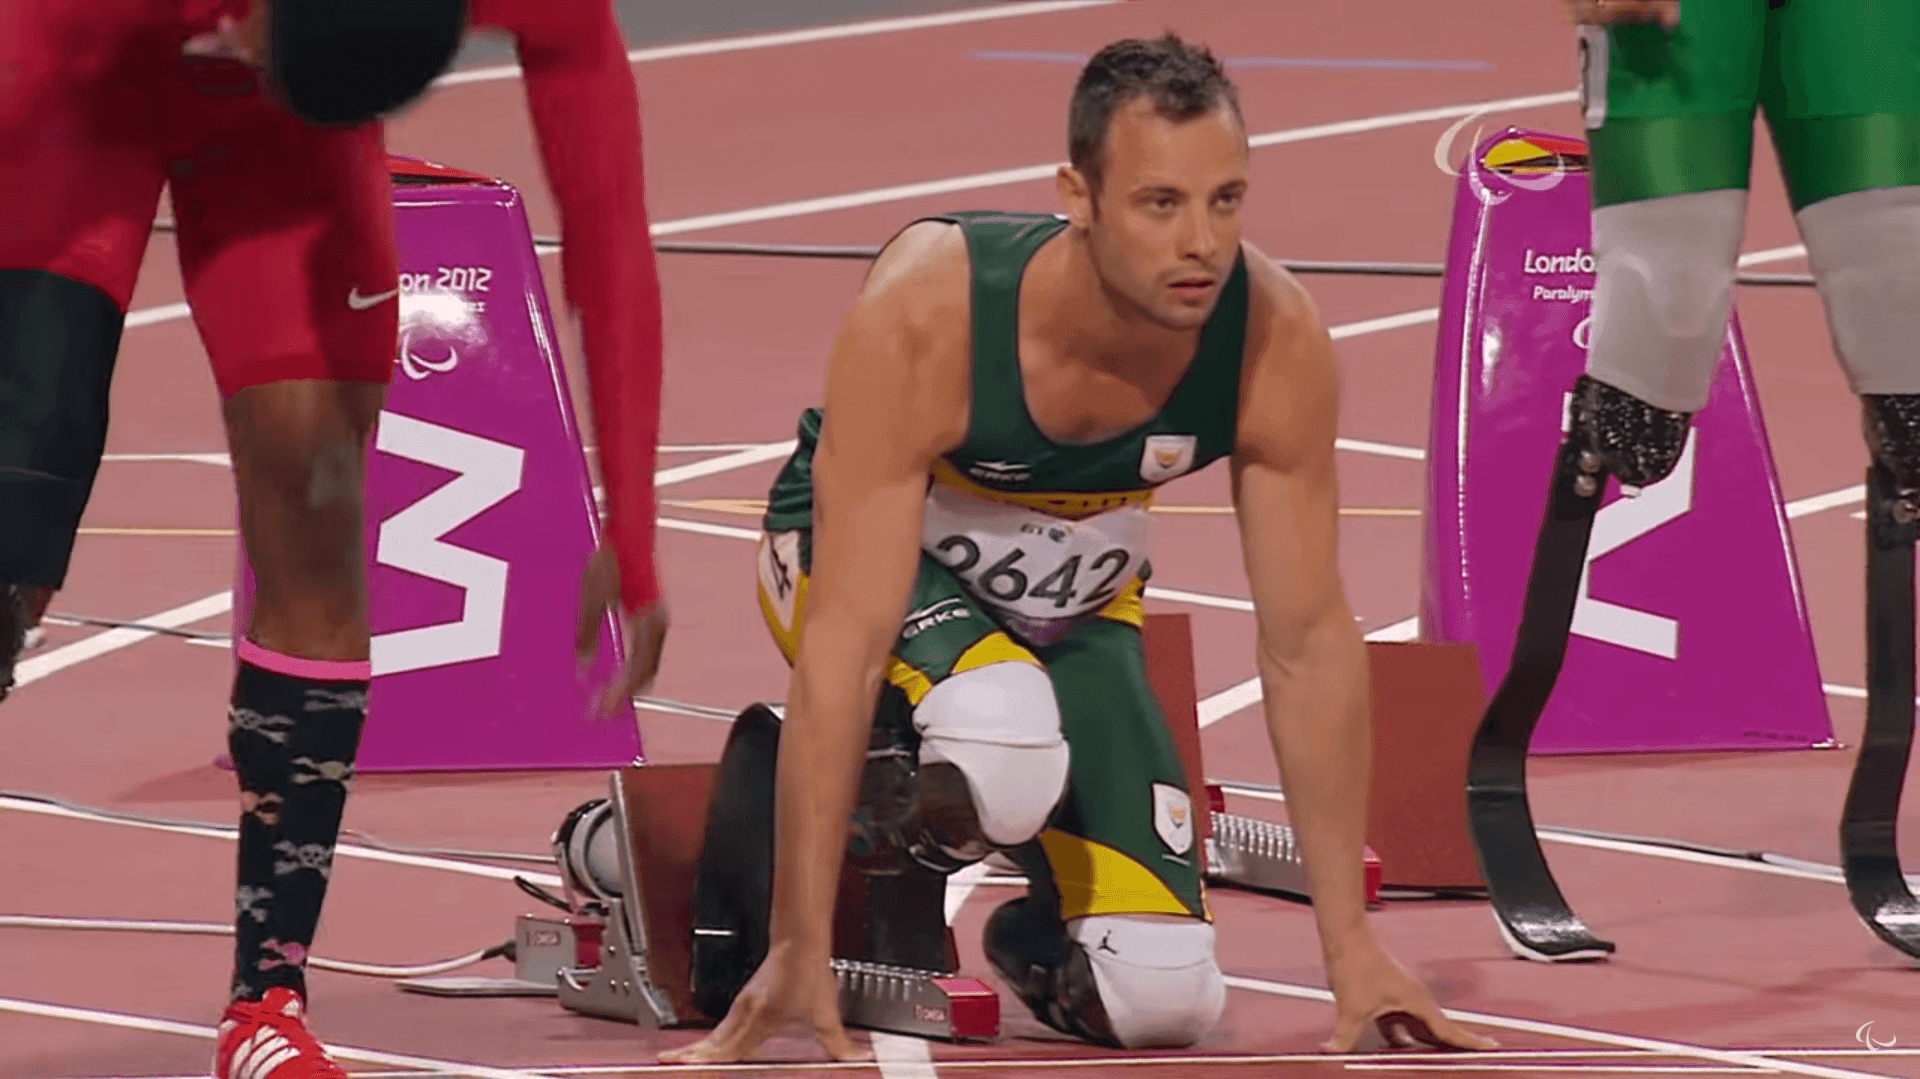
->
[1079, 96, 1249, 332]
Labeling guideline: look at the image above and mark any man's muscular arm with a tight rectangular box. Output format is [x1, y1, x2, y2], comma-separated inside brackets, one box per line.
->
[774, 221, 969, 960]
[496, 0, 666, 613]
[661, 221, 972, 1064]
[1229, 249, 1495, 1054]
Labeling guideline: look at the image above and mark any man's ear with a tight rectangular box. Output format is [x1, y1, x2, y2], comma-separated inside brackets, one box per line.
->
[1057, 164, 1095, 228]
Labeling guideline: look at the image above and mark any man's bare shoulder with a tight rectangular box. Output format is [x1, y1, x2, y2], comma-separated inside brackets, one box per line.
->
[1232, 239, 1340, 465]
[823, 219, 974, 455]
[856, 220, 972, 336]
[1237, 239, 1330, 370]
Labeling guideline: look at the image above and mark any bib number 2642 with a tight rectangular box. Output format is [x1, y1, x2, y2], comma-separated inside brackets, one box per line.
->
[934, 535, 1132, 614]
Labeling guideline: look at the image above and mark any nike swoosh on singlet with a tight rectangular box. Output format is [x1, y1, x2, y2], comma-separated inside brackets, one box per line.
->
[347, 287, 400, 310]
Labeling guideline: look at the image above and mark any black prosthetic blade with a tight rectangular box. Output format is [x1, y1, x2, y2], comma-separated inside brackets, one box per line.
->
[1467, 437, 1616, 962]
[1842, 462, 1920, 960]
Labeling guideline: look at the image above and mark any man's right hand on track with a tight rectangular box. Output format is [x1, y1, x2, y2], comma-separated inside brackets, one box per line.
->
[656, 943, 872, 1066]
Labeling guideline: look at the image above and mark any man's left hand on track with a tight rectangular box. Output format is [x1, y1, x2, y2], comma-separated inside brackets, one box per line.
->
[1322, 938, 1499, 1053]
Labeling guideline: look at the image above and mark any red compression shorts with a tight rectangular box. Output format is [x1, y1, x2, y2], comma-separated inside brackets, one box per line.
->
[0, 0, 398, 399]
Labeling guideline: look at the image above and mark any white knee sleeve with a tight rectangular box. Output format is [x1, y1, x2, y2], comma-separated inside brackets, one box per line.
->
[1069, 915, 1226, 1049]
[915, 661, 1068, 847]
[1796, 186, 1920, 396]
[1585, 189, 1748, 413]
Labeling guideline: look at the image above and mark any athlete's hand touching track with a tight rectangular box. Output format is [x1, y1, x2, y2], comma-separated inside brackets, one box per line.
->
[1566, 0, 1679, 29]
[1323, 941, 1498, 1054]
[575, 543, 669, 715]
[658, 944, 871, 1066]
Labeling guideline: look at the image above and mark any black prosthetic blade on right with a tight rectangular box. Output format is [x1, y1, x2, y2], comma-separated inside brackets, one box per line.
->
[688, 703, 783, 1020]
[1842, 462, 1920, 960]
[1466, 437, 1616, 962]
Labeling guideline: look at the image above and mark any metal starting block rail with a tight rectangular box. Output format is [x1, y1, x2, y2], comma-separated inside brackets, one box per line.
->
[1205, 802, 1384, 907]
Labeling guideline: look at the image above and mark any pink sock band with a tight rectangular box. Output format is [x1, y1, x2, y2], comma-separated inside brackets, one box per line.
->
[238, 639, 372, 682]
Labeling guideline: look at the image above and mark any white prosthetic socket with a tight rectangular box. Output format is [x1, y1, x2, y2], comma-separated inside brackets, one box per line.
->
[914, 660, 1070, 848]
[1795, 185, 1920, 397]
[1584, 188, 1748, 413]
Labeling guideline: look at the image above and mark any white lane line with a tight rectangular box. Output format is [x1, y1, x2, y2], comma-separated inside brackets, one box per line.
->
[125, 302, 192, 328]
[1144, 586, 1253, 613]
[1225, 975, 1896, 1079]
[870, 1033, 941, 1079]
[1336, 436, 1427, 461]
[660, 517, 758, 542]
[1534, 828, 1838, 886]
[1739, 244, 1807, 267]
[655, 441, 798, 486]
[1785, 485, 1864, 519]
[434, 2, 1120, 87]
[1329, 307, 1439, 341]
[100, 445, 744, 465]
[100, 452, 231, 466]
[0, 996, 563, 1079]
[14, 592, 232, 690]
[0, 795, 566, 890]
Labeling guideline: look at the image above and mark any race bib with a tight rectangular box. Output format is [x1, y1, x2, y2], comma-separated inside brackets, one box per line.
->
[922, 482, 1150, 645]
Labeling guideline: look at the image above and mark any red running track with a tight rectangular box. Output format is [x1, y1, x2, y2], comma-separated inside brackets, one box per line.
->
[6, 2, 1920, 1078]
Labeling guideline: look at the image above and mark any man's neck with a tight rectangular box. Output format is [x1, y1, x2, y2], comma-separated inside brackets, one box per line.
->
[1029, 231, 1200, 378]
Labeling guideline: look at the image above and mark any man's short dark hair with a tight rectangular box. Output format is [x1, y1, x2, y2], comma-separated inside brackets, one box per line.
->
[1068, 33, 1243, 197]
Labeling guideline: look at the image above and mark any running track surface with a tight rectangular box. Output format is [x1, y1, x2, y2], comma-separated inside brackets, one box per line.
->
[6, 2, 1920, 1078]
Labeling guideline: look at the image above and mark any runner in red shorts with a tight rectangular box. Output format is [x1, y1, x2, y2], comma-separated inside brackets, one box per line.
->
[0, 2, 668, 1076]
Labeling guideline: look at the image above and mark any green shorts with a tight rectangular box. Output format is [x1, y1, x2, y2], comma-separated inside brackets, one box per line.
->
[754, 527, 1209, 923]
[1580, 0, 1920, 209]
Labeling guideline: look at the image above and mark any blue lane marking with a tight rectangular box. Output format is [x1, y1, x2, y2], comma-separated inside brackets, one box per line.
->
[972, 51, 1489, 72]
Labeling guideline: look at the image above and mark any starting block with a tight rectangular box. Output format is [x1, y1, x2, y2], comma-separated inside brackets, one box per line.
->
[403, 615, 1379, 1039]
[544, 759, 1001, 1040]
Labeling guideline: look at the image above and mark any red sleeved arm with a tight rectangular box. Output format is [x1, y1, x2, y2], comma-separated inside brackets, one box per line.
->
[475, 0, 665, 614]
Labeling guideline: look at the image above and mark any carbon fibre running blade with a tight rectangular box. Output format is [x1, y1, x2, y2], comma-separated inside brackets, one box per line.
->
[1466, 438, 1614, 962]
[1842, 462, 1920, 960]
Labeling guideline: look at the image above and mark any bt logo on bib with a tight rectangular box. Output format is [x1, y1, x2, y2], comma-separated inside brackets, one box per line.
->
[1140, 434, 1197, 483]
